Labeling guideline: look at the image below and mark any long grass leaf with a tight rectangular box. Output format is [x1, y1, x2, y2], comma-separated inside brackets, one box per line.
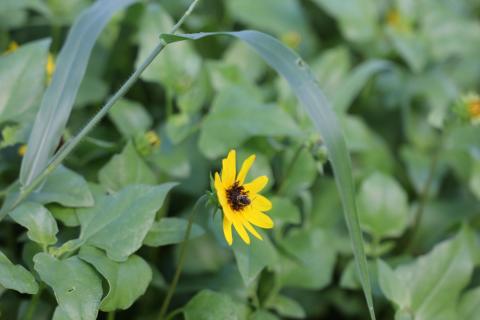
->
[20, 0, 137, 187]
[160, 31, 376, 319]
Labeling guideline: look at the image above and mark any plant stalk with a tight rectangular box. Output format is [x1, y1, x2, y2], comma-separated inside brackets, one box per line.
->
[1, 0, 201, 219]
[158, 195, 207, 320]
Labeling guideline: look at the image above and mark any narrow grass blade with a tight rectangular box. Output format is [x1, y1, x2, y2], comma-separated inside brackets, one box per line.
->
[160, 31, 376, 319]
[20, 0, 137, 187]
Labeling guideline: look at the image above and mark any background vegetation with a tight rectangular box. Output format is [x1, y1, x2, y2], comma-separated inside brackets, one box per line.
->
[0, 0, 480, 319]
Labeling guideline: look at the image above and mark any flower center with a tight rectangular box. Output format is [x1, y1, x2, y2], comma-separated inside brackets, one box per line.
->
[226, 181, 251, 212]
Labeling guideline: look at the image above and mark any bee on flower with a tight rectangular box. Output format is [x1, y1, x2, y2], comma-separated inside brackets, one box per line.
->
[214, 150, 274, 245]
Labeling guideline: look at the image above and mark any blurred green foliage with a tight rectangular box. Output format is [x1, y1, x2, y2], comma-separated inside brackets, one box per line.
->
[0, 0, 480, 319]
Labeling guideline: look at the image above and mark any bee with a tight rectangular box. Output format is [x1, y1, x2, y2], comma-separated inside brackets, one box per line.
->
[237, 194, 251, 206]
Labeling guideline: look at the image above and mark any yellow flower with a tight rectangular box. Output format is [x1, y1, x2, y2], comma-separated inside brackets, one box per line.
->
[386, 9, 411, 33]
[214, 150, 274, 245]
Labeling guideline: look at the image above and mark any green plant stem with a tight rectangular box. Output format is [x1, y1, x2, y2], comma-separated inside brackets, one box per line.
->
[23, 286, 42, 320]
[158, 195, 207, 320]
[165, 308, 184, 320]
[278, 143, 305, 194]
[1, 0, 201, 220]
[107, 311, 115, 320]
[402, 133, 445, 252]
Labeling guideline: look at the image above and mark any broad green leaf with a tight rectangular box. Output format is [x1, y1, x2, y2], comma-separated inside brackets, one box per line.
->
[108, 99, 152, 138]
[232, 232, 277, 286]
[279, 228, 336, 289]
[269, 196, 301, 236]
[136, 3, 200, 93]
[226, 0, 314, 53]
[312, 0, 378, 43]
[98, 142, 156, 192]
[52, 307, 70, 320]
[20, 0, 138, 187]
[183, 290, 238, 320]
[77, 183, 176, 261]
[279, 147, 317, 197]
[34, 253, 102, 320]
[386, 27, 428, 73]
[199, 86, 301, 158]
[160, 30, 376, 319]
[9, 201, 58, 246]
[378, 227, 475, 319]
[269, 295, 306, 319]
[333, 60, 390, 113]
[459, 287, 480, 320]
[79, 246, 152, 312]
[249, 310, 279, 320]
[0, 39, 49, 124]
[143, 217, 204, 247]
[357, 172, 409, 239]
[30, 165, 94, 207]
[0, 250, 38, 294]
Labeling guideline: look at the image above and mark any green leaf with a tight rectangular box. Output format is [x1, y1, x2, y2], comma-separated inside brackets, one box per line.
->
[0, 39, 50, 124]
[79, 246, 152, 312]
[269, 196, 301, 236]
[136, 3, 201, 92]
[77, 183, 176, 261]
[249, 310, 280, 320]
[333, 60, 389, 113]
[143, 217, 204, 247]
[199, 86, 301, 158]
[279, 228, 336, 289]
[98, 142, 157, 192]
[20, 0, 138, 187]
[34, 253, 102, 320]
[279, 147, 317, 197]
[458, 287, 480, 320]
[183, 290, 238, 320]
[357, 172, 409, 239]
[30, 165, 94, 207]
[9, 201, 58, 246]
[0, 250, 38, 294]
[378, 227, 475, 319]
[269, 295, 306, 319]
[108, 99, 153, 138]
[312, 0, 378, 43]
[161, 30, 376, 319]
[232, 232, 277, 286]
[52, 307, 70, 320]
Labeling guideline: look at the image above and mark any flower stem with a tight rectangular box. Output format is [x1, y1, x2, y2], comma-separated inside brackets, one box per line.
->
[24, 285, 42, 320]
[158, 195, 207, 320]
[107, 311, 115, 320]
[0, 0, 201, 220]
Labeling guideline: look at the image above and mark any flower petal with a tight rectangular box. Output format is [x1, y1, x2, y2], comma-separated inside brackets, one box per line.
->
[244, 175, 268, 194]
[237, 154, 256, 185]
[214, 172, 228, 207]
[251, 194, 272, 211]
[221, 150, 236, 187]
[223, 218, 233, 245]
[232, 216, 250, 244]
[240, 215, 263, 240]
[245, 209, 274, 229]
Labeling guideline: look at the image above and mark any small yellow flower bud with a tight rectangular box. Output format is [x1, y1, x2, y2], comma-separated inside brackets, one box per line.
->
[4, 41, 19, 55]
[454, 93, 480, 125]
[46, 53, 56, 84]
[18, 145, 27, 157]
[145, 130, 161, 148]
[386, 9, 411, 33]
[281, 31, 302, 49]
